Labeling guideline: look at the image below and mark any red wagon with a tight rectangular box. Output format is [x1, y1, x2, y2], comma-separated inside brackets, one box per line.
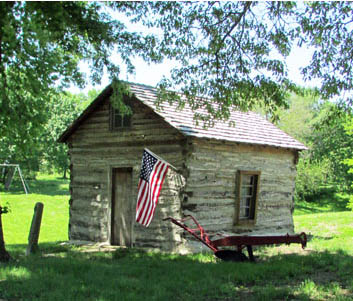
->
[164, 215, 307, 261]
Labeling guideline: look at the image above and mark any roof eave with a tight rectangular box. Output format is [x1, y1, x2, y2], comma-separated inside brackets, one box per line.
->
[187, 135, 308, 151]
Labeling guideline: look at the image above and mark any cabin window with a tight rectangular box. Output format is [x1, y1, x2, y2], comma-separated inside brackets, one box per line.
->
[110, 106, 132, 130]
[235, 171, 260, 224]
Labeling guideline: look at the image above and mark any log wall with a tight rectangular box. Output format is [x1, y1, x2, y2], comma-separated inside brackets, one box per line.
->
[180, 138, 298, 253]
[68, 97, 186, 251]
[66, 96, 299, 253]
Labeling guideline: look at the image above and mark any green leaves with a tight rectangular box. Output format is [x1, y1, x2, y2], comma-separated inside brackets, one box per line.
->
[40, 91, 91, 176]
[277, 92, 353, 201]
[2, 1, 353, 179]
[0, 2, 150, 170]
[113, 2, 299, 119]
[299, 2, 353, 105]
[110, 79, 132, 116]
[113, 2, 353, 120]
[2, 1, 353, 133]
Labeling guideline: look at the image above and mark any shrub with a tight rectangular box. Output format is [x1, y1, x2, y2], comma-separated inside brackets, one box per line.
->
[295, 157, 331, 202]
[347, 196, 353, 210]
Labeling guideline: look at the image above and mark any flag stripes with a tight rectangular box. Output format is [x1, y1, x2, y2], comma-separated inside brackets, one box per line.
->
[136, 150, 169, 227]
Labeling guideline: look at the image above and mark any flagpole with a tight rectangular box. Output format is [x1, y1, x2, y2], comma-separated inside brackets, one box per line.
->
[144, 148, 179, 172]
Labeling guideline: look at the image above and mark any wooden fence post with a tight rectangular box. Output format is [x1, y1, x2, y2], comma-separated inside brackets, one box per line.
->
[26, 202, 44, 256]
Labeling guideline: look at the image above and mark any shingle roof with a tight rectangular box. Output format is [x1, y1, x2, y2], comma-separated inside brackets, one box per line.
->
[128, 83, 307, 150]
[59, 82, 307, 150]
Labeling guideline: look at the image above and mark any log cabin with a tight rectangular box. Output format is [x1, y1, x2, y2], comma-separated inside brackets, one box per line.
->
[58, 82, 307, 253]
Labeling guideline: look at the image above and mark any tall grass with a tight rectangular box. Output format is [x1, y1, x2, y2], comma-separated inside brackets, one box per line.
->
[0, 174, 352, 300]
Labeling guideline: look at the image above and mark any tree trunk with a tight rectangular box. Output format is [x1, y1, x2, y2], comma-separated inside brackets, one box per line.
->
[63, 167, 67, 179]
[0, 207, 11, 262]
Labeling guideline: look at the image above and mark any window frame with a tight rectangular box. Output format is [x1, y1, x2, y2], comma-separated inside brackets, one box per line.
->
[235, 170, 261, 225]
[109, 104, 132, 131]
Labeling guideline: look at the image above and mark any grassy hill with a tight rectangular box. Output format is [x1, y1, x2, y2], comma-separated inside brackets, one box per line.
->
[0, 175, 352, 300]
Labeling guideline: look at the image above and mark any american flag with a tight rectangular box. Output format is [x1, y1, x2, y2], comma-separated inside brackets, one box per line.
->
[136, 149, 169, 227]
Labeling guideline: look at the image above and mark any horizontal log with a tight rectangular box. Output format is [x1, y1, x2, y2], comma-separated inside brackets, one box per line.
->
[183, 203, 234, 215]
[70, 197, 109, 210]
[74, 124, 180, 137]
[191, 138, 295, 155]
[133, 240, 182, 251]
[78, 119, 173, 131]
[70, 206, 107, 218]
[71, 134, 184, 147]
[182, 198, 235, 207]
[260, 191, 293, 199]
[72, 174, 107, 184]
[186, 189, 234, 199]
[134, 224, 183, 236]
[70, 215, 107, 230]
[70, 144, 183, 156]
[70, 225, 108, 242]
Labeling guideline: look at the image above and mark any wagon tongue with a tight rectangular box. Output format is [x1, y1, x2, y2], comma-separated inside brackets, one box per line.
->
[214, 250, 248, 262]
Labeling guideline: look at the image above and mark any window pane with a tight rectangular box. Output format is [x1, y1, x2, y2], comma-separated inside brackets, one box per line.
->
[238, 173, 259, 221]
[241, 186, 253, 198]
[243, 175, 251, 185]
[239, 196, 251, 219]
[111, 107, 132, 129]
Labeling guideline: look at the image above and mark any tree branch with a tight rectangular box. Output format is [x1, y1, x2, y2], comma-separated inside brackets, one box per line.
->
[213, 1, 252, 64]
[220, 2, 252, 46]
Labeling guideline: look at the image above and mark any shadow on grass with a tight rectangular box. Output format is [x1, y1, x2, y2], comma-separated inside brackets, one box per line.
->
[307, 235, 335, 241]
[295, 189, 350, 214]
[2, 243, 353, 300]
[6, 242, 70, 257]
[1, 176, 69, 196]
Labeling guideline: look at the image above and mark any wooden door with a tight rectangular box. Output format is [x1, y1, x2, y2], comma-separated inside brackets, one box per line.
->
[111, 168, 132, 246]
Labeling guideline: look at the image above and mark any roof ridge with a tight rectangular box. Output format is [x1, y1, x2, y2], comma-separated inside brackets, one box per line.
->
[123, 81, 158, 91]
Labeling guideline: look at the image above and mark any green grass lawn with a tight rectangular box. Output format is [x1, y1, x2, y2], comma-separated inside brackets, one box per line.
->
[0, 175, 352, 300]
[0, 174, 69, 244]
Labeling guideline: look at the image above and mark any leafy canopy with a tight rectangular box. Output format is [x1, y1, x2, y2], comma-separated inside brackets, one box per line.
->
[0, 1, 150, 164]
[2, 1, 353, 126]
[2, 1, 353, 168]
[115, 1, 353, 120]
[276, 91, 319, 143]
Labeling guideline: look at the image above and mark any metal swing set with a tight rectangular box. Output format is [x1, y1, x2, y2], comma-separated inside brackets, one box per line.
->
[0, 164, 29, 194]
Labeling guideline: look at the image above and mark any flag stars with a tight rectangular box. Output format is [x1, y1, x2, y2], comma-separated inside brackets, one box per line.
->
[140, 150, 158, 181]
